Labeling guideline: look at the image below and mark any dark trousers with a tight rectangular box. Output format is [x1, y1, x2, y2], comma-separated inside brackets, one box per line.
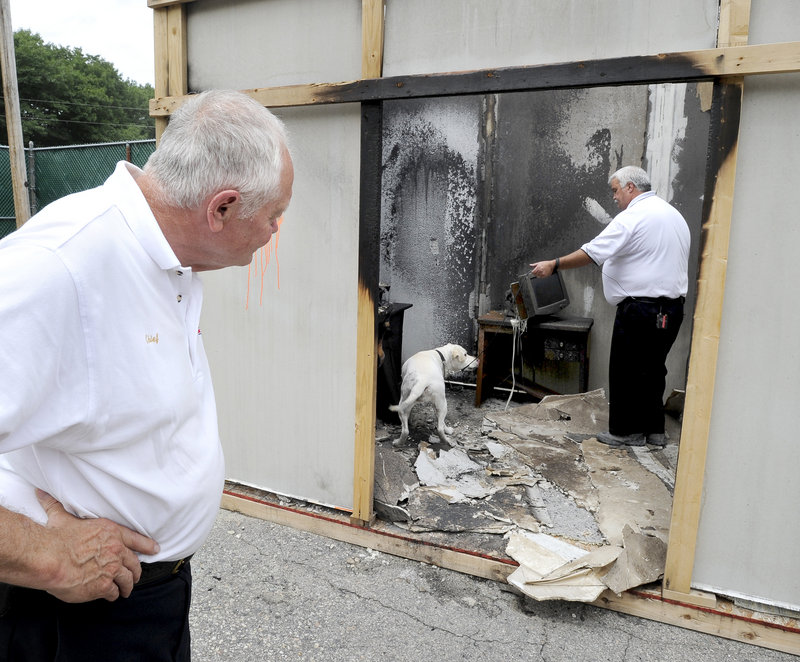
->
[608, 296, 684, 436]
[0, 562, 192, 662]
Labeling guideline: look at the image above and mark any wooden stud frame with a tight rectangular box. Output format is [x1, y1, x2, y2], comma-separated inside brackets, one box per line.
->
[149, 0, 800, 641]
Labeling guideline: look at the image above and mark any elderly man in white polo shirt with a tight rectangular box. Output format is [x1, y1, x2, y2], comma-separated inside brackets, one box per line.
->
[0, 90, 293, 661]
[530, 165, 690, 448]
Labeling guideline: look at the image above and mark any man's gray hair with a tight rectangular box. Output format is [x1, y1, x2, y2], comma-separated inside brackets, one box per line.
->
[609, 166, 652, 192]
[144, 90, 289, 219]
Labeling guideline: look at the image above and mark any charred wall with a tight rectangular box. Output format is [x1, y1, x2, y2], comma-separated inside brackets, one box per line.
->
[380, 84, 710, 394]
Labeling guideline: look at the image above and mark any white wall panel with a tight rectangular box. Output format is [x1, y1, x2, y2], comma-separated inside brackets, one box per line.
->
[691, 2, 800, 610]
[383, 0, 718, 77]
[201, 104, 361, 510]
[186, 0, 362, 91]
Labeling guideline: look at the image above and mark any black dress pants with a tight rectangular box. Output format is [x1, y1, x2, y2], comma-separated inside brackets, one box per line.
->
[0, 561, 192, 662]
[608, 296, 684, 436]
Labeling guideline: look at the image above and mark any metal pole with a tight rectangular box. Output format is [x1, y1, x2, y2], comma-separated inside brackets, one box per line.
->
[0, 0, 30, 226]
[27, 141, 36, 216]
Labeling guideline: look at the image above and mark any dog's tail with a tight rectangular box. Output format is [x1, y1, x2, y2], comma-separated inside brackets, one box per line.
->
[388, 404, 399, 412]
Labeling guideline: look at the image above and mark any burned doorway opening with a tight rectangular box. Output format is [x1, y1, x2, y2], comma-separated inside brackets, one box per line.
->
[373, 82, 710, 598]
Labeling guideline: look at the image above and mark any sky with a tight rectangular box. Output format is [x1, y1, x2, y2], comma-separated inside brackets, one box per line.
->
[9, 0, 155, 86]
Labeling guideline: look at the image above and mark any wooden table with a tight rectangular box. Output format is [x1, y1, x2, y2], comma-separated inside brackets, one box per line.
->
[474, 310, 593, 406]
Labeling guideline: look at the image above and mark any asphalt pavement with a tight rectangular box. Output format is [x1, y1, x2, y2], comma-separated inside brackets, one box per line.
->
[188, 508, 797, 662]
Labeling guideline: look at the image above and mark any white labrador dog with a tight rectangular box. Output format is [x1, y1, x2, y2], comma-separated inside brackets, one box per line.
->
[389, 343, 477, 447]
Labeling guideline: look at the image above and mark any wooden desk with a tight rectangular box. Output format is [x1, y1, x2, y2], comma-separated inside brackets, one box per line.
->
[475, 311, 593, 406]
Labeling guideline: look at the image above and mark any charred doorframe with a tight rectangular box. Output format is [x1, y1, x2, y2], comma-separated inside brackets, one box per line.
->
[150, 24, 800, 599]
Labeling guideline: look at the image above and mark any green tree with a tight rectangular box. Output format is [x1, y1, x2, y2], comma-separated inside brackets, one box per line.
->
[1, 29, 154, 147]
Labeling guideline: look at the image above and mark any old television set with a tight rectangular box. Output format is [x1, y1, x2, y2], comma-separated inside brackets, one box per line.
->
[514, 271, 570, 319]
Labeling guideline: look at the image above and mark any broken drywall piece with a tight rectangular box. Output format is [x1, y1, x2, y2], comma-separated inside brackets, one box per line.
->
[375, 442, 419, 503]
[414, 444, 482, 481]
[506, 530, 612, 602]
[504, 434, 599, 514]
[505, 527, 666, 602]
[581, 438, 672, 545]
[540, 544, 622, 582]
[484, 487, 542, 534]
[487, 389, 609, 440]
[413, 443, 519, 500]
[506, 530, 588, 572]
[374, 442, 419, 521]
[524, 484, 553, 528]
[600, 524, 667, 595]
[402, 487, 516, 534]
[485, 440, 513, 459]
[629, 446, 675, 491]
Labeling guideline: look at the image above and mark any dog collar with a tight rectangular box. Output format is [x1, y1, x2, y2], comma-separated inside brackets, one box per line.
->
[435, 349, 446, 375]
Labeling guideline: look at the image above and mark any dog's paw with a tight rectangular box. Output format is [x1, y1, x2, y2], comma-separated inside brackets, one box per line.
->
[444, 426, 454, 435]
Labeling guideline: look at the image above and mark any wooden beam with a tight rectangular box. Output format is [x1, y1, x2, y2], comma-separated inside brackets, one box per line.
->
[361, 0, 385, 79]
[718, 0, 752, 47]
[147, 0, 195, 8]
[150, 41, 800, 116]
[0, 0, 30, 226]
[351, 0, 386, 526]
[351, 101, 383, 526]
[598, 589, 800, 657]
[152, 3, 188, 141]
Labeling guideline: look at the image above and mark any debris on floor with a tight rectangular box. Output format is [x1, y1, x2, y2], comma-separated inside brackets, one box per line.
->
[374, 386, 680, 601]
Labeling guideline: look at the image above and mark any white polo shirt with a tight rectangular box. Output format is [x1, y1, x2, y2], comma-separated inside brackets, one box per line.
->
[581, 191, 690, 305]
[0, 161, 224, 562]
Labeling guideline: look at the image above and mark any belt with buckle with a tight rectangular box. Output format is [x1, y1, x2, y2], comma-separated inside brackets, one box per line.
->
[136, 555, 192, 587]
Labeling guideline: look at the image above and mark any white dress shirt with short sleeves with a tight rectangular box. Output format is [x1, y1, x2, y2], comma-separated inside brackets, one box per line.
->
[0, 161, 224, 562]
[581, 191, 691, 305]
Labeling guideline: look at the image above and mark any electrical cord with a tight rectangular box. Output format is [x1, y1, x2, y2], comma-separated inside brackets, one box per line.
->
[504, 313, 527, 411]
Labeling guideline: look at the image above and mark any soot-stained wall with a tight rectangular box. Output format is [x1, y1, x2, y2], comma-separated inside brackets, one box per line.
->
[380, 84, 710, 395]
[381, 97, 481, 356]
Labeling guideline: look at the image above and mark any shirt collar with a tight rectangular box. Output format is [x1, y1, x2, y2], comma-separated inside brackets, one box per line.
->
[627, 190, 656, 208]
[104, 161, 184, 272]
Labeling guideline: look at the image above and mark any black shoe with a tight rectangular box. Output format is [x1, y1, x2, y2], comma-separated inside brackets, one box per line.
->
[646, 432, 668, 447]
[597, 432, 646, 447]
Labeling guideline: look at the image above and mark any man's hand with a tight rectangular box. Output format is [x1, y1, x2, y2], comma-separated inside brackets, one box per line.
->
[36, 490, 160, 603]
[529, 260, 557, 278]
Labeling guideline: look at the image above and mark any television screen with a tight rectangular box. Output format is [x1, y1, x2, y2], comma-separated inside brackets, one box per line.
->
[515, 271, 569, 319]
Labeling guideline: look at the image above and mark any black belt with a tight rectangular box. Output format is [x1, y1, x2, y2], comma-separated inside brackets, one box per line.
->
[0, 557, 192, 616]
[621, 295, 684, 305]
[136, 556, 192, 587]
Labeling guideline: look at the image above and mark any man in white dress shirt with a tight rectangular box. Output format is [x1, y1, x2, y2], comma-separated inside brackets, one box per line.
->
[530, 165, 690, 448]
[0, 90, 293, 661]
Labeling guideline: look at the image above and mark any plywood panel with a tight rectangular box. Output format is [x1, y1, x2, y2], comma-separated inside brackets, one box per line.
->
[201, 104, 362, 510]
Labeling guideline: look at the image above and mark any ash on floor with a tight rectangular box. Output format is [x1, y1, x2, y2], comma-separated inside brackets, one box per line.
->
[374, 384, 681, 596]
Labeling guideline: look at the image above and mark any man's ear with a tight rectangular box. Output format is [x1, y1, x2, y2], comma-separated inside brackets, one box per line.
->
[206, 190, 242, 232]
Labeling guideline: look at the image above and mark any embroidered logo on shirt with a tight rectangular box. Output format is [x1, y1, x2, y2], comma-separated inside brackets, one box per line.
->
[145, 333, 159, 344]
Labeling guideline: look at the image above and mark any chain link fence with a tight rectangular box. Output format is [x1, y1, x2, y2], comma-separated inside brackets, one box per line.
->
[0, 140, 156, 239]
